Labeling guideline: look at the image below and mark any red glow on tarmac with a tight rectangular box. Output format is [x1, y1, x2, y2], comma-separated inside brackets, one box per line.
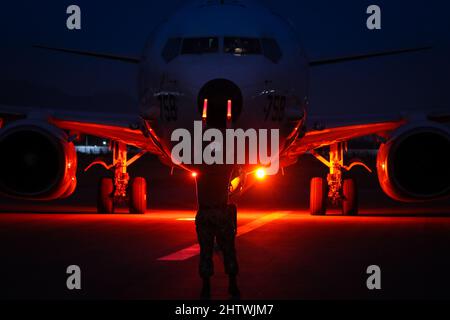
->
[1, 204, 450, 226]
[3, 205, 449, 220]
[2, 204, 450, 300]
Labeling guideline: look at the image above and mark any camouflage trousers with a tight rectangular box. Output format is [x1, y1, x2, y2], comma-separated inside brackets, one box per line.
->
[195, 205, 238, 278]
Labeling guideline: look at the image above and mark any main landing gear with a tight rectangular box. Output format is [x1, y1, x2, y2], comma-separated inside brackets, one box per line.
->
[85, 141, 147, 214]
[309, 142, 372, 216]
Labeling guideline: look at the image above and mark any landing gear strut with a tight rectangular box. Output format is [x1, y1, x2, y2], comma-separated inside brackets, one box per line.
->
[86, 141, 147, 214]
[310, 142, 371, 216]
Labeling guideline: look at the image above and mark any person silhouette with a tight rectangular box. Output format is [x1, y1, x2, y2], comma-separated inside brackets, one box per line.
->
[195, 164, 240, 299]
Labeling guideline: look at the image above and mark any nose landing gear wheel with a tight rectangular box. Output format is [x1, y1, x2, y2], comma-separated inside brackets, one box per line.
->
[98, 177, 114, 214]
[129, 177, 147, 214]
[310, 177, 327, 216]
[342, 178, 358, 216]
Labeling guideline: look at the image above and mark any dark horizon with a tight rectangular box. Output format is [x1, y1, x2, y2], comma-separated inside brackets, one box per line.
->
[0, 0, 448, 117]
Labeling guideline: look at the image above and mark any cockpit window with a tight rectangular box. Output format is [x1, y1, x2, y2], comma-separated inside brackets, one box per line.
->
[261, 38, 282, 63]
[162, 36, 282, 63]
[162, 38, 182, 63]
[181, 37, 219, 54]
[224, 37, 262, 55]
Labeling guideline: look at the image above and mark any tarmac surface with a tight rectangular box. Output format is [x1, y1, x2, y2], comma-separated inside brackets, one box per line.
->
[1, 154, 450, 300]
[1, 206, 450, 300]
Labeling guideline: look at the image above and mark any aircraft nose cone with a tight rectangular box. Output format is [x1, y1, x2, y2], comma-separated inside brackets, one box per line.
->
[197, 79, 243, 128]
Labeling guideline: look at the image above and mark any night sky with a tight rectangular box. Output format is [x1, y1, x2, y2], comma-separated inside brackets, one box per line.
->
[0, 0, 448, 116]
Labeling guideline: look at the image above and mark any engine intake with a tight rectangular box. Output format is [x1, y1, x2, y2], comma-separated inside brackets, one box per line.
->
[377, 124, 450, 202]
[0, 121, 77, 200]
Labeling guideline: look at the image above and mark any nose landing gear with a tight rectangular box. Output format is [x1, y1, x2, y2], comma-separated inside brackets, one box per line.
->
[86, 141, 147, 214]
[310, 142, 371, 216]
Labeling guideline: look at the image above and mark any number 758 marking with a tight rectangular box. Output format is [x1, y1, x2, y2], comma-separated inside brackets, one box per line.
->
[264, 95, 286, 121]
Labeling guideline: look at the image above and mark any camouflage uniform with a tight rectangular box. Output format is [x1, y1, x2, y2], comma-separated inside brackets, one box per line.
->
[196, 204, 238, 277]
[195, 165, 238, 278]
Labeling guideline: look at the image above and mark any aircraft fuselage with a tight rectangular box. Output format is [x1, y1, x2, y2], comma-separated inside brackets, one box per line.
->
[138, 0, 309, 173]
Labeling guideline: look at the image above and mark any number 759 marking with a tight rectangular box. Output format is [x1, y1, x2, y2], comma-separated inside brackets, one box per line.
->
[159, 94, 177, 121]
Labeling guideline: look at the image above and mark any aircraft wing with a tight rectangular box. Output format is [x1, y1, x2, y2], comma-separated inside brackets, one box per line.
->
[0, 105, 164, 155]
[285, 111, 450, 156]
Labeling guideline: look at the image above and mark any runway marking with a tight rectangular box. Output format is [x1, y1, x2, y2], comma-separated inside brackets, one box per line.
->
[158, 212, 288, 261]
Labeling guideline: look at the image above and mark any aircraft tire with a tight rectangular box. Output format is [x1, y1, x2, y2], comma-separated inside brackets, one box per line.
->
[129, 177, 147, 214]
[98, 177, 114, 214]
[310, 177, 326, 216]
[342, 178, 358, 216]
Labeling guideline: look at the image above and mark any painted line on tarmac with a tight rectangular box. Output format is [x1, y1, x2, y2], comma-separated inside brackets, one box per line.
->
[158, 212, 289, 261]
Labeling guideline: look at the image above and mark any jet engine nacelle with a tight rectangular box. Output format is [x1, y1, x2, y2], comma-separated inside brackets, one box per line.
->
[377, 122, 450, 202]
[0, 120, 77, 200]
